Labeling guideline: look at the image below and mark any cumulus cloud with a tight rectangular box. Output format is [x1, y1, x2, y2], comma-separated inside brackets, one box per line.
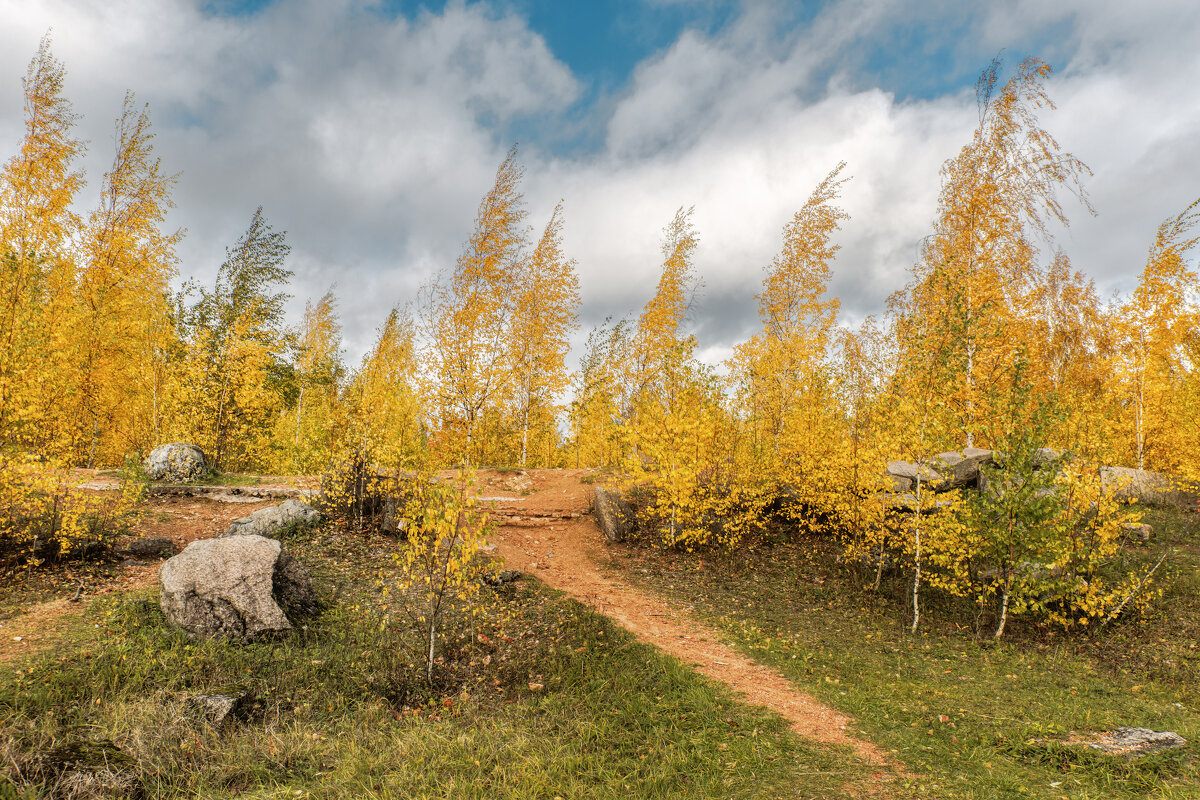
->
[0, 0, 1197, 367]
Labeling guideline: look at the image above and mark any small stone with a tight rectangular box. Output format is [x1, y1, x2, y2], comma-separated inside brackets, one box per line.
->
[126, 536, 178, 559]
[1071, 727, 1187, 757]
[190, 692, 248, 728]
[481, 569, 522, 587]
[1121, 522, 1152, 542]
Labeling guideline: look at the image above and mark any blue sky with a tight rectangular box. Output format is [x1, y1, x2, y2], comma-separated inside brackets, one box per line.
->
[1, 0, 1198, 365]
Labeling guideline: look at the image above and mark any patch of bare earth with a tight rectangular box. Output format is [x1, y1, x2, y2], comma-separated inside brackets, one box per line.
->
[472, 469, 895, 777]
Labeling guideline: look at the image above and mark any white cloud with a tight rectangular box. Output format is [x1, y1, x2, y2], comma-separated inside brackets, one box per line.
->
[0, 0, 1197, 367]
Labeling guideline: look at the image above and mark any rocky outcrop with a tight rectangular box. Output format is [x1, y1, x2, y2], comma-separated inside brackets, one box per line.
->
[219, 499, 320, 539]
[159, 535, 316, 639]
[144, 443, 207, 482]
[593, 485, 635, 543]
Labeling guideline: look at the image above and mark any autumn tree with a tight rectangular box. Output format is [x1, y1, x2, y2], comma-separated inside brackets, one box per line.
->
[1025, 251, 1112, 461]
[426, 146, 526, 466]
[71, 94, 180, 466]
[279, 289, 344, 472]
[1113, 198, 1200, 474]
[341, 307, 426, 474]
[622, 208, 755, 548]
[629, 207, 699, 411]
[169, 207, 293, 471]
[899, 57, 1092, 448]
[0, 37, 85, 458]
[567, 318, 630, 469]
[0, 40, 148, 560]
[509, 201, 580, 467]
[833, 316, 901, 587]
[729, 163, 850, 536]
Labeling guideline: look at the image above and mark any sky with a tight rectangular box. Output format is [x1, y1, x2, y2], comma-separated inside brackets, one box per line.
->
[1, 0, 1198, 368]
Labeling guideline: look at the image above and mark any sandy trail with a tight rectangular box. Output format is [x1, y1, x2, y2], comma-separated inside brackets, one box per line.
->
[477, 469, 890, 767]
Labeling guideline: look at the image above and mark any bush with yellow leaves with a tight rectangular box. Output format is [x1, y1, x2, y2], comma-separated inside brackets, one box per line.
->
[0, 452, 143, 563]
[384, 471, 490, 686]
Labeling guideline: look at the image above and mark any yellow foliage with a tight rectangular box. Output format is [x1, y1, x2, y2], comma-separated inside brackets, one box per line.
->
[0, 452, 143, 561]
[510, 201, 580, 467]
[341, 308, 426, 475]
[897, 57, 1092, 449]
[1111, 198, 1200, 477]
[390, 470, 489, 684]
[426, 146, 526, 466]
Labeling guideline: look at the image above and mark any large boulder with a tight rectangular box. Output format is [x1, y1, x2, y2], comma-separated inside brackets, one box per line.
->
[219, 499, 320, 539]
[159, 535, 317, 639]
[144, 443, 207, 482]
[1102, 466, 1198, 508]
[593, 485, 635, 543]
[885, 461, 943, 493]
[930, 448, 996, 490]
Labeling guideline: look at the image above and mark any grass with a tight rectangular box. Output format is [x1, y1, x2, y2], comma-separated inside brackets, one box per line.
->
[1, 521, 880, 799]
[159, 471, 262, 487]
[609, 503, 1200, 799]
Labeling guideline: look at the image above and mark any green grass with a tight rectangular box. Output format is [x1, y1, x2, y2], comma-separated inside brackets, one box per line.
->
[158, 471, 261, 487]
[610, 504, 1200, 799]
[0, 523, 881, 799]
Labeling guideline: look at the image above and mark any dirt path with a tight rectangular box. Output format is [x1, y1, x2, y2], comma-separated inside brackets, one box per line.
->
[8, 469, 893, 775]
[476, 469, 892, 768]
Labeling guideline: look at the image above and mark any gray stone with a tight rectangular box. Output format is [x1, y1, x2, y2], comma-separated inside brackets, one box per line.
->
[189, 691, 248, 728]
[886, 461, 943, 489]
[144, 443, 207, 482]
[481, 569, 522, 587]
[1121, 522, 1153, 542]
[945, 448, 995, 488]
[935, 451, 964, 468]
[159, 534, 316, 639]
[1032, 447, 1064, 469]
[219, 499, 320, 539]
[1076, 727, 1187, 757]
[381, 495, 408, 535]
[1102, 466, 1199, 508]
[593, 485, 635, 543]
[125, 536, 177, 559]
[879, 493, 954, 514]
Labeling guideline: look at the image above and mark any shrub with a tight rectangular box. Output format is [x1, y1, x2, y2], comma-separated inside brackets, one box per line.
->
[0, 452, 143, 563]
